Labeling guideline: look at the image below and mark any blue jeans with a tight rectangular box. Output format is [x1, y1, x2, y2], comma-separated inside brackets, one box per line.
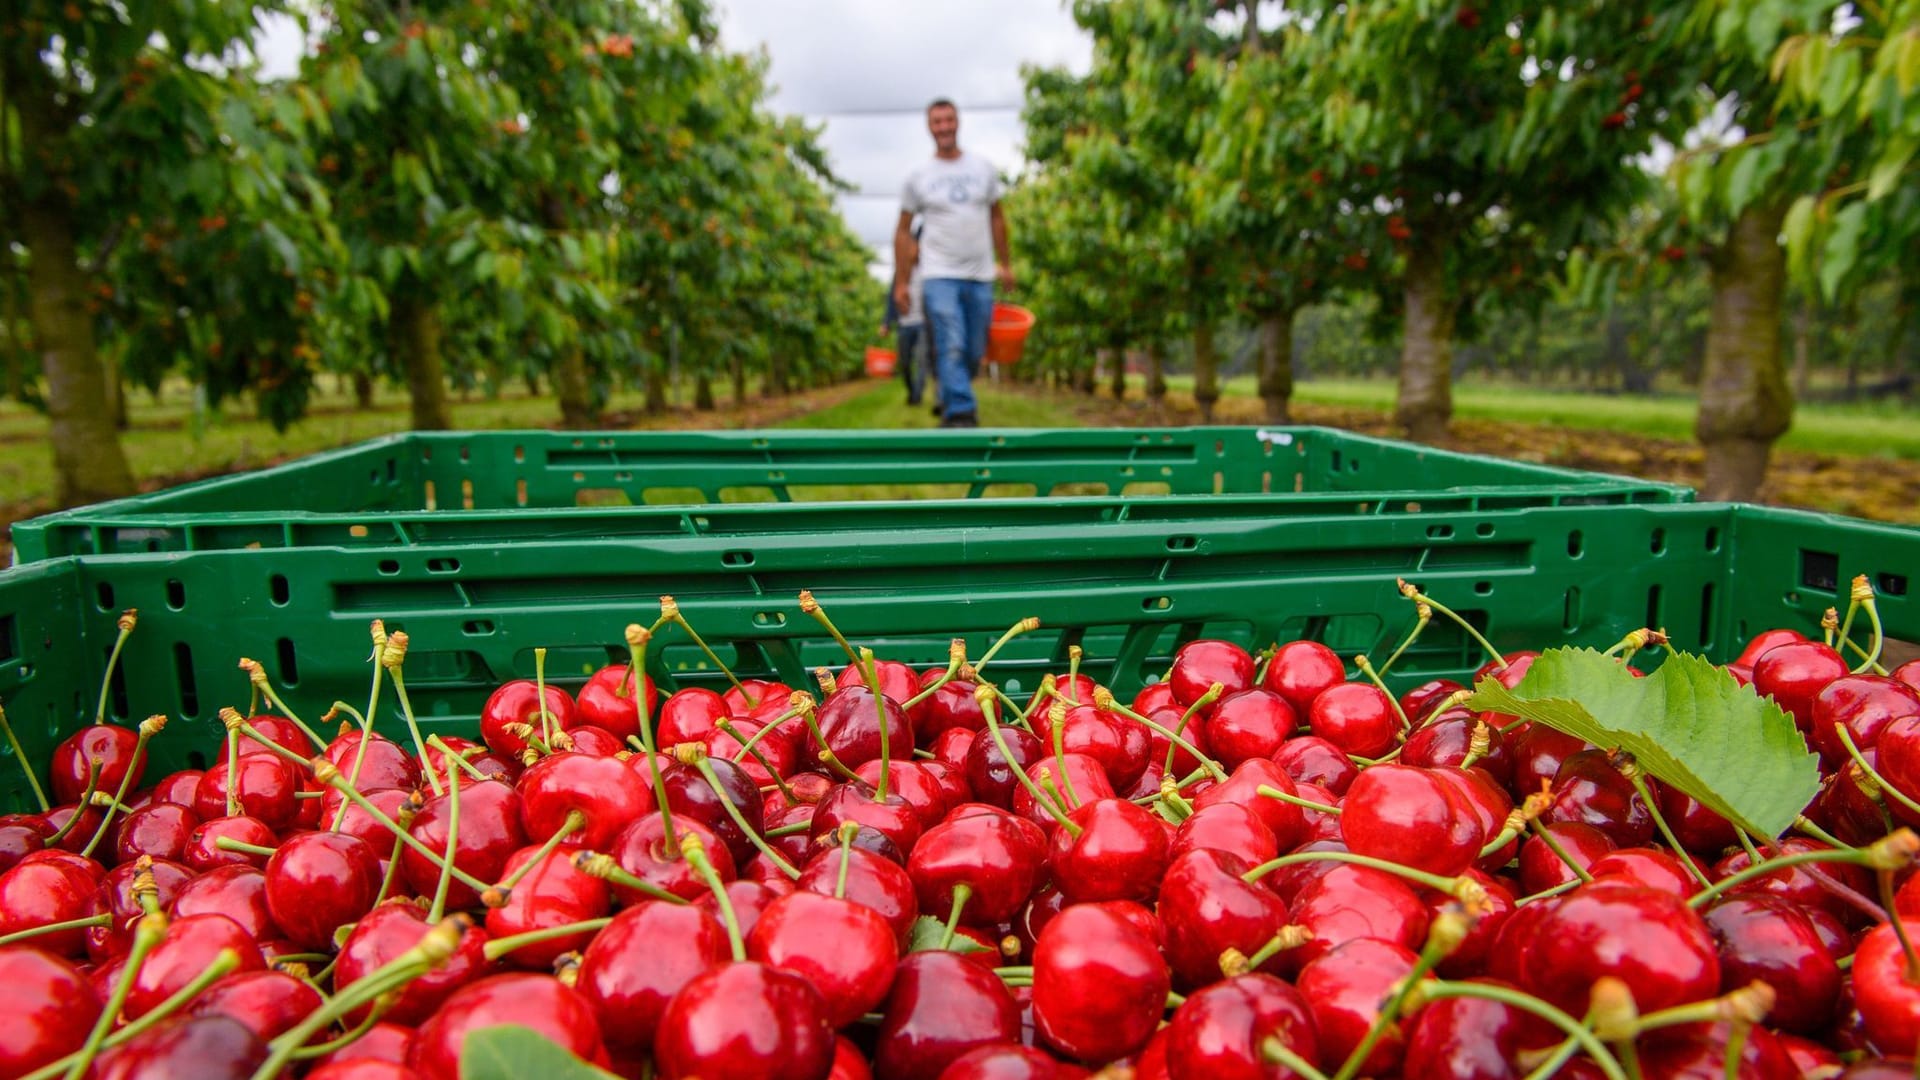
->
[922, 278, 994, 419]
[897, 322, 928, 403]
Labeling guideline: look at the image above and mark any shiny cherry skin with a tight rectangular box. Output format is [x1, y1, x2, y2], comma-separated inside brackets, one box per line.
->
[965, 726, 1045, 809]
[1297, 937, 1424, 1076]
[1032, 900, 1170, 1063]
[1850, 918, 1920, 1055]
[812, 779, 923, 857]
[747, 890, 900, 1027]
[407, 973, 605, 1080]
[147, 769, 204, 806]
[1710, 837, 1873, 925]
[909, 808, 1044, 926]
[912, 670, 985, 740]
[128, 913, 268, 1020]
[1170, 801, 1278, 868]
[1011, 752, 1115, 826]
[182, 814, 277, 872]
[838, 657, 920, 706]
[1401, 977, 1552, 1079]
[653, 961, 836, 1080]
[264, 831, 384, 950]
[335, 899, 492, 1027]
[1046, 704, 1151, 792]
[1341, 763, 1483, 877]
[1700, 894, 1839, 1033]
[1636, 1021, 1799, 1079]
[0, 859, 98, 958]
[929, 727, 977, 771]
[244, 715, 315, 761]
[1810, 674, 1920, 767]
[1190, 758, 1307, 852]
[49, 724, 145, 806]
[578, 900, 731, 1056]
[853, 760, 956, 833]
[1162, 972, 1319, 1080]
[1047, 797, 1169, 904]
[0, 946, 101, 1078]
[1307, 681, 1398, 758]
[169, 864, 278, 941]
[1261, 640, 1346, 714]
[484, 844, 611, 970]
[1270, 734, 1360, 794]
[1519, 882, 1720, 1017]
[932, 1043, 1067, 1080]
[1507, 722, 1588, 800]
[194, 752, 300, 831]
[574, 662, 657, 741]
[1203, 689, 1297, 770]
[1403, 709, 1513, 787]
[1543, 748, 1654, 848]
[477, 679, 578, 759]
[1400, 677, 1468, 724]
[89, 858, 195, 961]
[0, 821, 46, 873]
[1588, 846, 1705, 899]
[321, 731, 421, 794]
[399, 778, 526, 910]
[1156, 848, 1290, 991]
[797, 844, 919, 949]
[91, 1014, 266, 1080]
[1284, 863, 1429, 971]
[657, 686, 730, 747]
[1170, 639, 1256, 708]
[1517, 821, 1615, 894]
[188, 969, 324, 1043]
[810, 685, 914, 772]
[874, 950, 1024, 1080]
[1751, 640, 1848, 733]
[327, 787, 413, 855]
[113, 801, 200, 865]
[517, 750, 652, 851]
[602, 814, 735, 905]
[1654, 784, 1740, 856]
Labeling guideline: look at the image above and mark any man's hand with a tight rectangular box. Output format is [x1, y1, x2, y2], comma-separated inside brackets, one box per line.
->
[877, 323, 891, 338]
[892, 281, 911, 317]
[996, 262, 1016, 292]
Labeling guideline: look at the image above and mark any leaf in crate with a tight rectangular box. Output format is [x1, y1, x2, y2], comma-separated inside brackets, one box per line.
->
[1466, 647, 1820, 840]
[908, 914, 992, 955]
[460, 1024, 620, 1080]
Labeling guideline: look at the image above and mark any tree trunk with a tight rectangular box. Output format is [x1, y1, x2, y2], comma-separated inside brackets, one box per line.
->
[644, 361, 668, 414]
[352, 370, 375, 410]
[1257, 309, 1295, 423]
[554, 346, 594, 428]
[388, 287, 452, 430]
[1696, 200, 1791, 502]
[1146, 343, 1168, 405]
[1192, 319, 1219, 423]
[694, 372, 715, 411]
[1791, 297, 1813, 399]
[731, 355, 746, 408]
[1395, 233, 1455, 442]
[1110, 347, 1129, 402]
[20, 195, 136, 506]
[103, 348, 129, 431]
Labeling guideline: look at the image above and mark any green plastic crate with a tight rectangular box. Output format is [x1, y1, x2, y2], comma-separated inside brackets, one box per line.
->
[10, 426, 1690, 560]
[1, 501, 1912, 814]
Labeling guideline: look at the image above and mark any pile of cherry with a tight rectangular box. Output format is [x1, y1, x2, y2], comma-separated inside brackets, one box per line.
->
[6, 594, 1920, 1080]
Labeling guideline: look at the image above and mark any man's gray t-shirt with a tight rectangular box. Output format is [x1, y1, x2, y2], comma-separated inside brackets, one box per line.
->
[901, 153, 1002, 283]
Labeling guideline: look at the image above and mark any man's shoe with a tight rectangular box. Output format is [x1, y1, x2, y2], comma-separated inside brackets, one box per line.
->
[940, 413, 979, 428]
[929, 401, 943, 416]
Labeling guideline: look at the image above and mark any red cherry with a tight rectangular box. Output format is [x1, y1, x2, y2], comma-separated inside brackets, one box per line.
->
[839, 657, 920, 706]
[335, 900, 491, 1027]
[244, 715, 315, 761]
[113, 801, 200, 865]
[725, 679, 793, 715]
[658, 686, 730, 746]
[91, 1014, 266, 1080]
[575, 662, 657, 741]
[265, 831, 383, 950]
[1047, 797, 1170, 904]
[1399, 677, 1466, 724]
[1810, 674, 1920, 767]
[1653, 784, 1739, 856]
[1709, 838, 1872, 925]
[0, 859, 99, 958]
[1044, 704, 1150, 792]
[188, 969, 324, 1043]
[603, 814, 736, 905]
[1701, 894, 1839, 1033]
[1270, 734, 1359, 793]
[478, 679, 578, 758]
[1262, 640, 1346, 714]
[1544, 748, 1653, 848]
[148, 769, 204, 806]
[182, 814, 278, 872]
[853, 760, 957, 833]
[1307, 682, 1398, 758]
[518, 751, 651, 850]
[1284, 862, 1429, 970]
[810, 685, 913, 772]
[748, 890, 900, 1027]
[912, 670, 985, 740]
[1297, 937, 1423, 1075]
[1403, 709, 1513, 787]
[1190, 758, 1306, 851]
[1204, 689, 1297, 769]
[90, 858, 195, 962]
[328, 788, 413, 855]
[1588, 846, 1705, 899]
[0, 946, 101, 1077]
[170, 864, 279, 941]
[1518, 821, 1615, 894]
[1157, 848, 1290, 990]
[964, 726, 1044, 809]
[399, 778, 527, 910]
[406, 972, 604, 1080]
[1170, 640, 1255, 707]
[579, 900, 730, 1055]
[654, 961, 837, 1080]
[1162, 972, 1318, 1080]
[933, 1043, 1064, 1080]
[1751, 641, 1848, 732]
[909, 808, 1044, 926]
[797, 844, 918, 949]
[1519, 882, 1719, 1017]
[194, 753, 300, 831]
[1341, 763, 1483, 878]
[1402, 978, 1555, 1077]
[1508, 722, 1588, 799]
[128, 913, 267, 1020]
[484, 843, 611, 970]
[1736, 628, 1807, 666]
[873, 951, 1023, 1080]
[811, 779, 922, 857]
[1031, 900, 1170, 1062]
[321, 732, 421, 793]
[1848, 919, 1920, 1054]
[1170, 801, 1278, 868]
[1011, 752, 1115, 828]
[1636, 1020, 1800, 1078]
[50, 724, 145, 806]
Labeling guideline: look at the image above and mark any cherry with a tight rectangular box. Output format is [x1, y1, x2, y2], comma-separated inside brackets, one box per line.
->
[1543, 748, 1653, 848]
[321, 731, 421, 794]
[328, 788, 414, 855]
[1849, 918, 1920, 1056]
[1269, 734, 1359, 793]
[91, 1014, 266, 1080]
[658, 686, 731, 746]
[1011, 752, 1115, 827]
[170, 864, 279, 941]
[1402, 976, 1555, 1078]
[0, 858, 99, 957]
[0, 946, 101, 1078]
[1897, 657, 1920, 692]
[933, 1043, 1067, 1080]
[148, 769, 205, 807]
[1403, 708, 1512, 786]
[1157, 848, 1291, 990]
[407, 972, 606, 1080]
[1261, 640, 1346, 714]
[1709, 837, 1872, 925]
[1810, 674, 1920, 767]
[575, 661, 657, 741]
[839, 657, 920, 706]
[1653, 784, 1739, 856]
[1433, 870, 1518, 980]
[194, 752, 300, 831]
[1284, 863, 1429, 970]
[335, 900, 491, 1027]
[1031, 900, 1169, 1063]
[128, 913, 268, 1020]
[1190, 758, 1307, 852]
[811, 685, 914, 772]
[90, 857, 195, 961]
[1168, 639, 1255, 708]
[1162, 972, 1319, 1080]
[305, 1061, 420, 1080]
[1342, 763, 1483, 877]
[1399, 677, 1467, 724]
[929, 727, 976, 771]
[1700, 894, 1839, 1033]
[244, 715, 315, 761]
[1519, 882, 1720, 1017]
[1296, 937, 1422, 1076]
[1047, 796, 1169, 904]
[113, 801, 200, 865]
[519, 750, 651, 851]
[1306, 681, 1398, 758]
[0, 820, 47, 873]
[1736, 628, 1808, 666]
[705, 721, 796, 787]
[1203, 689, 1297, 769]
[748, 890, 900, 1027]
[1751, 640, 1848, 733]
[1170, 801, 1278, 868]
[399, 777, 527, 910]
[812, 778, 922, 856]
[264, 831, 384, 950]
[964, 726, 1044, 809]
[485, 843, 611, 970]
[602, 814, 735, 904]
[1045, 704, 1150, 791]
[1588, 846, 1705, 899]
[555, 724, 623, 759]
[874, 950, 1023, 1080]
[1517, 820, 1615, 894]
[1636, 1020, 1800, 1079]
[909, 808, 1045, 926]
[912, 669, 985, 740]
[188, 969, 324, 1043]
[654, 961, 837, 1080]
[478, 678, 578, 758]
[1508, 722, 1588, 800]
[50, 724, 145, 806]
[578, 899, 731, 1056]
[725, 678, 793, 715]
[798, 844, 919, 949]
[853, 760, 956, 833]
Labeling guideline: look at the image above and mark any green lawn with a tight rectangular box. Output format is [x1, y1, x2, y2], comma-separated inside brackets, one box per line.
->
[775, 375, 1095, 430]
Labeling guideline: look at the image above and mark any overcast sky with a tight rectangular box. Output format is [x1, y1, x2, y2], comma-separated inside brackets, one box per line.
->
[258, 2, 1093, 277]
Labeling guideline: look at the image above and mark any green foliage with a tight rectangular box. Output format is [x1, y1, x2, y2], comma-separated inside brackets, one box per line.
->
[460, 1025, 620, 1080]
[1467, 647, 1822, 839]
[908, 915, 992, 955]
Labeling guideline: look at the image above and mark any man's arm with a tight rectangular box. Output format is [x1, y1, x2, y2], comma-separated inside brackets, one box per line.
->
[892, 210, 915, 315]
[990, 202, 1014, 292]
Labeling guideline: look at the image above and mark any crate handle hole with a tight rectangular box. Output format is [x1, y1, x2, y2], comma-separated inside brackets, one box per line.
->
[1143, 596, 1172, 611]
[96, 582, 115, 611]
[277, 638, 300, 687]
[753, 612, 786, 627]
[1474, 581, 1493, 596]
[1427, 524, 1454, 540]
[1166, 536, 1198, 552]
[378, 559, 401, 575]
[722, 551, 755, 567]
[464, 620, 496, 636]
[1476, 522, 1495, 538]
[270, 575, 290, 606]
[165, 579, 186, 611]
[1567, 530, 1584, 558]
[1649, 528, 1667, 555]
[427, 558, 460, 574]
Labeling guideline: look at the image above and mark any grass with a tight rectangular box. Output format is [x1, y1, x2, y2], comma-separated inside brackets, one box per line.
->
[1163, 374, 1920, 459]
[775, 372, 1092, 430]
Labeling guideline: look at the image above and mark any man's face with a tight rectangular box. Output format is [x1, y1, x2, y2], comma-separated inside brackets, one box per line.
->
[927, 105, 959, 153]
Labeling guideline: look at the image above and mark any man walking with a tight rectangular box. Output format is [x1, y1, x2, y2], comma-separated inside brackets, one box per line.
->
[895, 99, 1012, 428]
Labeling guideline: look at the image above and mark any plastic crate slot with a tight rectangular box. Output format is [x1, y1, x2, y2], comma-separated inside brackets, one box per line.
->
[426, 559, 461, 574]
[1880, 573, 1908, 597]
[1048, 482, 1108, 496]
[1124, 482, 1173, 498]
[1331, 450, 1343, 472]
[165, 579, 186, 611]
[981, 484, 1039, 498]
[514, 445, 526, 463]
[377, 560, 401, 576]
[96, 582, 115, 611]
[104, 646, 129, 721]
[173, 642, 199, 718]
[386, 457, 398, 482]
[270, 575, 290, 607]
[1564, 587, 1582, 632]
[349, 525, 370, 539]
[721, 551, 755, 568]
[718, 487, 780, 504]
[461, 480, 475, 510]
[1474, 581, 1493, 596]
[1800, 550, 1840, 593]
[753, 612, 786, 627]
[1166, 536, 1199, 552]
[1705, 527, 1722, 552]
[1262, 472, 1272, 494]
[1646, 585, 1664, 630]
[1213, 472, 1224, 495]
[576, 488, 634, 508]
[516, 480, 528, 507]
[1427, 524, 1454, 540]
[1143, 596, 1172, 611]
[277, 638, 299, 687]
[459, 445, 471, 463]
[1699, 583, 1716, 649]
[1476, 523, 1495, 537]
[642, 487, 705, 506]
[1567, 530, 1583, 557]
[423, 480, 437, 511]
[407, 650, 483, 686]
[0, 614, 14, 664]
[462, 620, 495, 636]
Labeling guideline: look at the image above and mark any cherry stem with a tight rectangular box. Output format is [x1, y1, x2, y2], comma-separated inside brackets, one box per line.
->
[767, 821, 811, 838]
[1836, 588, 1863, 662]
[327, 699, 375, 831]
[941, 883, 972, 950]
[1838, 633, 1890, 675]
[94, 610, 136, 728]
[255, 931, 452, 1080]
[0, 705, 49, 811]
[972, 616, 1040, 678]
[426, 734, 489, 784]
[20, 947, 239, 1080]
[1624, 773, 1713, 890]
[664, 599, 754, 706]
[1377, 608, 1431, 678]
[858, 647, 892, 803]
[386, 667, 441, 799]
[977, 683, 1079, 835]
[1721, 1023, 1748, 1080]
[492, 810, 586, 901]
[1354, 655, 1411, 733]
[1046, 703, 1082, 808]
[370, 829, 406, 909]
[427, 759, 467, 922]
[225, 724, 241, 817]
[1686, 845, 1885, 909]
[1241, 849, 1468, 897]
[82, 722, 155, 857]
[690, 754, 799, 879]
[901, 641, 966, 713]
[321, 774, 490, 894]
[45, 761, 103, 847]
[1418, 981, 1628, 1080]
[1330, 926, 1453, 1080]
[718, 718, 797, 804]
[214, 836, 280, 858]
[1478, 819, 1522, 860]
[1255, 783, 1342, 816]
[683, 837, 745, 961]
[834, 821, 857, 898]
[243, 660, 323, 749]
[1401, 582, 1508, 670]
[1158, 683, 1223, 776]
[1105, 693, 1226, 782]
[1527, 819, 1595, 884]
[533, 646, 557, 746]
[1838, 722, 1920, 817]
[800, 589, 863, 665]
[1242, 926, 1308, 971]
[571, 851, 692, 905]
[1516, 879, 1583, 906]
[1879, 870, 1920, 983]
[482, 916, 616, 962]
[1519, 1037, 1584, 1080]
[625, 624, 677, 860]
[0, 913, 112, 946]
[287, 997, 392, 1061]
[64, 913, 165, 1080]
[1260, 1036, 1333, 1080]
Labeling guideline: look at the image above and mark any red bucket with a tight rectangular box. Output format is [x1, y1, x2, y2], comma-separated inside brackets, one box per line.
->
[986, 303, 1034, 364]
[864, 346, 897, 377]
